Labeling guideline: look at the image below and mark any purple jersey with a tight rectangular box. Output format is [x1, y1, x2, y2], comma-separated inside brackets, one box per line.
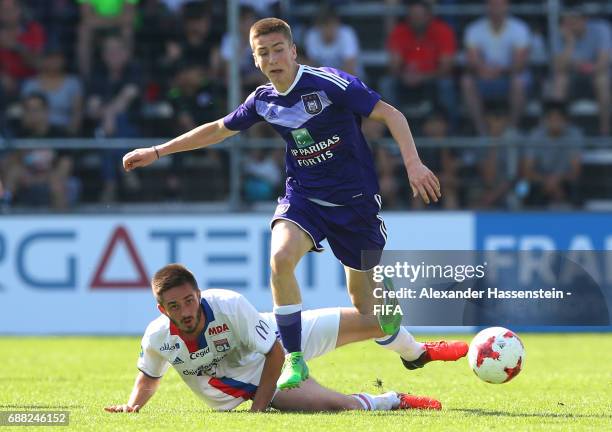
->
[223, 65, 381, 204]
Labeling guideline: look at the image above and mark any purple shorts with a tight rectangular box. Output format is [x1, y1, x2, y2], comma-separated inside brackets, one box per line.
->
[270, 193, 387, 271]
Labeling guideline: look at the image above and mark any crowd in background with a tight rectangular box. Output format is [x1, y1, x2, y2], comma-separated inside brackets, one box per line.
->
[0, 0, 610, 210]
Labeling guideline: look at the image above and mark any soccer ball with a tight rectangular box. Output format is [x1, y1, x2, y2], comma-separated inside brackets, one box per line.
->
[468, 327, 525, 384]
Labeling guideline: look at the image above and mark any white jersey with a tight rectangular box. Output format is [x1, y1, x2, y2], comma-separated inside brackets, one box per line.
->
[138, 289, 277, 410]
[137, 289, 340, 411]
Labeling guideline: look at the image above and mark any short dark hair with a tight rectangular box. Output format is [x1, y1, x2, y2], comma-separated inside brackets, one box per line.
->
[250, 17, 293, 45]
[152, 264, 199, 304]
[543, 100, 568, 117]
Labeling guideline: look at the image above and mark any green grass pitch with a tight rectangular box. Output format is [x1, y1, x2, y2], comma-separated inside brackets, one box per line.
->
[2, 333, 611, 431]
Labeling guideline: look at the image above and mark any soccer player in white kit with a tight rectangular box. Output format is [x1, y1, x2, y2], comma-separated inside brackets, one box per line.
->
[105, 264, 446, 413]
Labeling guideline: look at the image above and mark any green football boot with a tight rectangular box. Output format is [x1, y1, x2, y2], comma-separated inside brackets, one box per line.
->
[377, 276, 402, 335]
[277, 351, 309, 390]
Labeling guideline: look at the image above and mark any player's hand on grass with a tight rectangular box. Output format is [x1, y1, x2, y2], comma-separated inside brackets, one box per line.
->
[406, 160, 441, 204]
[123, 147, 158, 172]
[104, 404, 141, 413]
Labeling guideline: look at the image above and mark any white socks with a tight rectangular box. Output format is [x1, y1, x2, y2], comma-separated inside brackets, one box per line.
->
[375, 327, 425, 361]
[351, 392, 400, 411]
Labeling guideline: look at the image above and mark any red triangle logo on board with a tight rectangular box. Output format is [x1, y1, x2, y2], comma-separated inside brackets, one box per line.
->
[91, 226, 149, 289]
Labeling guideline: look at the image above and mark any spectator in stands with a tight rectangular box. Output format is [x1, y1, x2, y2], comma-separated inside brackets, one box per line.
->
[155, 60, 226, 198]
[86, 34, 141, 202]
[220, 6, 266, 96]
[13, 93, 64, 138]
[243, 149, 283, 202]
[6, 93, 79, 209]
[0, 0, 46, 101]
[27, 0, 79, 57]
[22, 47, 84, 136]
[461, 0, 531, 135]
[77, 0, 138, 78]
[472, 101, 520, 209]
[552, 5, 611, 136]
[521, 100, 582, 208]
[160, 2, 221, 81]
[417, 111, 458, 209]
[528, 20, 548, 66]
[304, 6, 362, 76]
[86, 35, 140, 138]
[167, 62, 225, 135]
[385, 0, 457, 123]
[137, 0, 179, 76]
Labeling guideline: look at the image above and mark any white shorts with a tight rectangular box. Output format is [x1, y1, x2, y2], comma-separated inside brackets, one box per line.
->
[262, 307, 341, 360]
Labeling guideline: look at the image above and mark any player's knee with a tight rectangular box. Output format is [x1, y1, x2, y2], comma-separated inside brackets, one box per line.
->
[270, 248, 299, 275]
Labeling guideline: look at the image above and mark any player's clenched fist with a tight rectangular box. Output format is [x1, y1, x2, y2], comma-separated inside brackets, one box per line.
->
[123, 147, 159, 172]
[104, 404, 141, 413]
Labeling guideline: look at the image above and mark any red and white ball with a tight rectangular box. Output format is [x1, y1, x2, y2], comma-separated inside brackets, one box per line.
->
[468, 327, 525, 384]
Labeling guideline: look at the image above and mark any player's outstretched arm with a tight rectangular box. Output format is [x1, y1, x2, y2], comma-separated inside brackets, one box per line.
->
[104, 371, 162, 413]
[369, 101, 441, 204]
[250, 340, 285, 412]
[122, 119, 239, 172]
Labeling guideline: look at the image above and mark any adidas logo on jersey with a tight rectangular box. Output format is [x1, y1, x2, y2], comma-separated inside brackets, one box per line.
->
[265, 107, 279, 120]
[171, 356, 185, 365]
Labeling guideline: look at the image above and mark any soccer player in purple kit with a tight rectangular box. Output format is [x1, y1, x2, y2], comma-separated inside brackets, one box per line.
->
[123, 18, 467, 390]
